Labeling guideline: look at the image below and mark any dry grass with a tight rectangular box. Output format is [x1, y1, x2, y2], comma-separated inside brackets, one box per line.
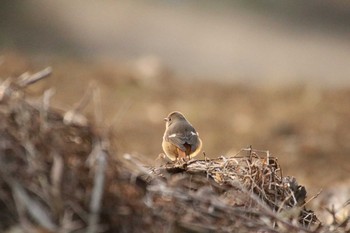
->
[0, 68, 349, 233]
[146, 150, 319, 232]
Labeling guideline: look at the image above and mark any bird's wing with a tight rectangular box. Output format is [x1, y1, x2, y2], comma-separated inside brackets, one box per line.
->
[165, 123, 199, 152]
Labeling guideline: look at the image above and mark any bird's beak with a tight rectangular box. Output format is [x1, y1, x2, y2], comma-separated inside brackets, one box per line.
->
[164, 117, 169, 122]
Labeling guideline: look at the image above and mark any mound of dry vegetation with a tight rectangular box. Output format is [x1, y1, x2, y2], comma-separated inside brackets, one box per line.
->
[0, 68, 348, 233]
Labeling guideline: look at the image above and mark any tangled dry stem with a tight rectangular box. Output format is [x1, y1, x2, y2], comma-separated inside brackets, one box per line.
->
[147, 149, 319, 232]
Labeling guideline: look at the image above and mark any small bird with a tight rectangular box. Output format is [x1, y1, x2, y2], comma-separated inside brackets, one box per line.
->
[162, 111, 202, 161]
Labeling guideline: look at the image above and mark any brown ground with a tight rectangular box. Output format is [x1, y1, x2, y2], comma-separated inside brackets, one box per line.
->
[1, 51, 349, 197]
[0, 73, 328, 232]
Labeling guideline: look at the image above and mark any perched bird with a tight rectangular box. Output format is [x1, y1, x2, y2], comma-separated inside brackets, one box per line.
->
[162, 111, 202, 161]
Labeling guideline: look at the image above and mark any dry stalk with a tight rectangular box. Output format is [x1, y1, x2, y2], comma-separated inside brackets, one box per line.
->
[87, 141, 108, 233]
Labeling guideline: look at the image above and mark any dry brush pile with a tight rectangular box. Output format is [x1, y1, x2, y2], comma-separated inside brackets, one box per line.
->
[0, 68, 348, 233]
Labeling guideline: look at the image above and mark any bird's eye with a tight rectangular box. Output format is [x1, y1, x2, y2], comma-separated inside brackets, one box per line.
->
[168, 118, 172, 121]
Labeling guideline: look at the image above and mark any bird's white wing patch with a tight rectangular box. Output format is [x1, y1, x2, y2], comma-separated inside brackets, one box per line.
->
[168, 133, 177, 138]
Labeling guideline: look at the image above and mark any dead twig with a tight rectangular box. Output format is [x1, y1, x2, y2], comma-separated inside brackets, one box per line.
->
[87, 141, 108, 233]
[18, 67, 52, 87]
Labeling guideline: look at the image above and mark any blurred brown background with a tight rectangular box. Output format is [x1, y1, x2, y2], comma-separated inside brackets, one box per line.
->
[1, 0, 350, 196]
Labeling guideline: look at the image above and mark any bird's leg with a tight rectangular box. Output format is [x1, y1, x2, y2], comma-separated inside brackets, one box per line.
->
[176, 148, 187, 161]
[174, 157, 183, 165]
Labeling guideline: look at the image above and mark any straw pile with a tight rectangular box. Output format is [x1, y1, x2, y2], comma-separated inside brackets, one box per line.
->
[0, 68, 348, 233]
[146, 150, 319, 232]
